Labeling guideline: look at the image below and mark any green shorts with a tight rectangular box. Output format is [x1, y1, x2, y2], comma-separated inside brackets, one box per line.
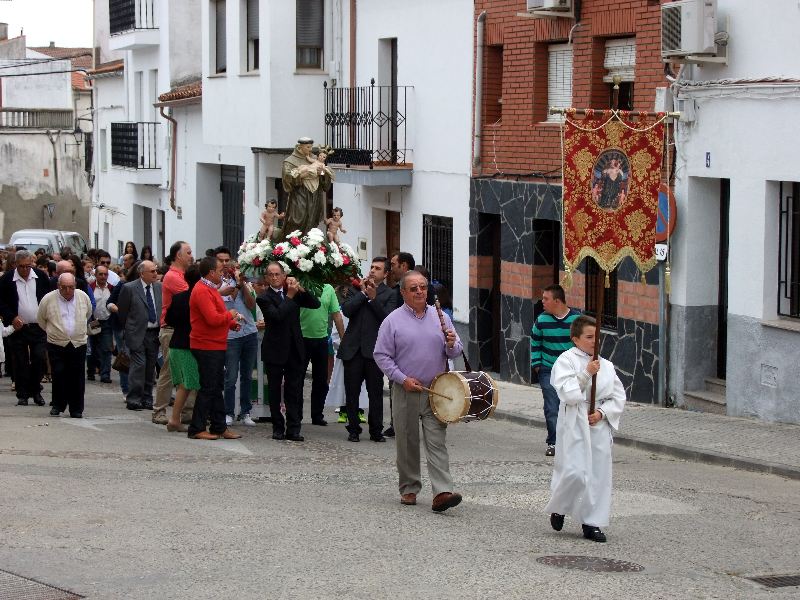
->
[169, 348, 200, 390]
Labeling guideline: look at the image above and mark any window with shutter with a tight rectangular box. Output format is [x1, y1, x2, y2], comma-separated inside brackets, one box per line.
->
[216, 0, 227, 74]
[546, 44, 572, 122]
[296, 0, 324, 69]
[247, 0, 259, 71]
[605, 38, 635, 110]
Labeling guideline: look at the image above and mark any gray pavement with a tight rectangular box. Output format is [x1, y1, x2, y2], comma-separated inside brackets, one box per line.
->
[1, 377, 800, 598]
[494, 380, 800, 479]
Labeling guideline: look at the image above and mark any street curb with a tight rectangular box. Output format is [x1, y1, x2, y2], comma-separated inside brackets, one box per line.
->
[492, 409, 800, 481]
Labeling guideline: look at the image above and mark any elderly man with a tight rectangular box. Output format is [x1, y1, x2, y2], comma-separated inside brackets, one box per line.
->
[50, 260, 96, 313]
[153, 240, 195, 425]
[37, 274, 93, 417]
[96, 250, 120, 286]
[117, 261, 162, 411]
[374, 270, 464, 512]
[0, 250, 52, 406]
[88, 266, 114, 384]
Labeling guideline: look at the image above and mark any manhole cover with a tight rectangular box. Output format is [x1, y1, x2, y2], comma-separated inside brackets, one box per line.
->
[536, 555, 645, 573]
[0, 568, 84, 600]
[747, 574, 800, 589]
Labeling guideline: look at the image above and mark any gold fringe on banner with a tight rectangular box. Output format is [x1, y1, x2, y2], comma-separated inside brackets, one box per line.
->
[665, 261, 671, 295]
[604, 273, 610, 288]
[561, 262, 573, 291]
[641, 273, 647, 287]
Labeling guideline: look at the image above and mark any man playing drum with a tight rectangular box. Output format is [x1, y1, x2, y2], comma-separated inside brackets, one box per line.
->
[374, 270, 464, 512]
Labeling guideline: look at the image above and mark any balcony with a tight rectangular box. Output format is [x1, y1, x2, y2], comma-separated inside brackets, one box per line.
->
[111, 122, 161, 184]
[109, 0, 158, 50]
[0, 108, 73, 129]
[323, 81, 413, 186]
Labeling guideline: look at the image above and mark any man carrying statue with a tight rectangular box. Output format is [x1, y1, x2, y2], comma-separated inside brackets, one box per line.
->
[277, 137, 335, 240]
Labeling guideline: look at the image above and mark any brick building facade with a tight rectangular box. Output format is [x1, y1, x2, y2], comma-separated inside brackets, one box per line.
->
[468, 0, 668, 403]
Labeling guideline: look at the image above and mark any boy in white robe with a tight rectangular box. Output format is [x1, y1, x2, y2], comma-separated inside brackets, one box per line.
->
[544, 315, 626, 542]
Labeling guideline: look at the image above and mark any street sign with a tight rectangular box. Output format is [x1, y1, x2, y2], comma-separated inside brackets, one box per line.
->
[655, 184, 677, 242]
[46, 204, 55, 218]
[655, 243, 668, 261]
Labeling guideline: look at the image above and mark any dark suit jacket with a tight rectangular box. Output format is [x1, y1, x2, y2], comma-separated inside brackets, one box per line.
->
[338, 282, 394, 361]
[107, 281, 125, 332]
[257, 287, 321, 365]
[117, 279, 163, 350]
[390, 281, 436, 312]
[0, 267, 52, 324]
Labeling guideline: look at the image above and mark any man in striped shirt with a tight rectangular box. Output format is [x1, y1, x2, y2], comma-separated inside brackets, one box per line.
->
[531, 284, 581, 456]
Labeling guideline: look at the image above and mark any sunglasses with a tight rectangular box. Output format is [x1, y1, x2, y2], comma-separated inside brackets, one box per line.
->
[98, 261, 111, 265]
[406, 284, 428, 293]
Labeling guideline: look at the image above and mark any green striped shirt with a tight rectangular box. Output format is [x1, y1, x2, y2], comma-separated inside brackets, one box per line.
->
[531, 308, 581, 369]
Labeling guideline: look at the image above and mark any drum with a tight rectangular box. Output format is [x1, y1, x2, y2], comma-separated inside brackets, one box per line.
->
[428, 371, 499, 424]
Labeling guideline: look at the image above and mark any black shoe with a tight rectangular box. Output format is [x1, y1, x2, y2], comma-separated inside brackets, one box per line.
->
[550, 513, 564, 531]
[100, 377, 112, 384]
[87, 374, 95, 381]
[272, 431, 285, 440]
[582, 524, 607, 543]
[49, 407, 61, 416]
[16, 397, 28, 406]
[545, 444, 556, 456]
[126, 402, 143, 411]
[285, 433, 304, 442]
[348, 432, 360, 442]
[70, 412, 83, 419]
[370, 434, 386, 443]
[140, 400, 153, 410]
[383, 426, 395, 438]
[33, 394, 45, 406]
[312, 418, 328, 426]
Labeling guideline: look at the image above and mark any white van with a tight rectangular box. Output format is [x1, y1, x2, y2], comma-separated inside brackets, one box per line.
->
[8, 229, 87, 258]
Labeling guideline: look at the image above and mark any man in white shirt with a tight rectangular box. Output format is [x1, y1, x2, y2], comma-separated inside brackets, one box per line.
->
[37, 273, 93, 418]
[96, 251, 120, 286]
[88, 266, 114, 384]
[0, 250, 51, 406]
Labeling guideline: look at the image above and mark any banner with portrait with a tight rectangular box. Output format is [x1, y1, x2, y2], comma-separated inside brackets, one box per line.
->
[560, 109, 667, 289]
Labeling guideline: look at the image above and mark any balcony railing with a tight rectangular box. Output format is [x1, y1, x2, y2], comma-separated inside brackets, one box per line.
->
[111, 122, 159, 169]
[0, 108, 73, 129]
[110, 0, 156, 34]
[324, 80, 411, 167]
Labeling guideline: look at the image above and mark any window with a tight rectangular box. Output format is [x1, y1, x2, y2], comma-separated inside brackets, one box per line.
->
[779, 182, 800, 318]
[99, 128, 108, 171]
[604, 38, 635, 110]
[484, 45, 503, 125]
[546, 44, 572, 122]
[247, 0, 259, 71]
[117, 240, 124, 257]
[422, 215, 454, 299]
[216, 0, 227, 74]
[134, 71, 143, 121]
[296, 0, 324, 69]
[149, 69, 158, 120]
[584, 257, 618, 330]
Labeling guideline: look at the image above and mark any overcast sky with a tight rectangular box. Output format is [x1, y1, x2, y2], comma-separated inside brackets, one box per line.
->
[0, 0, 93, 48]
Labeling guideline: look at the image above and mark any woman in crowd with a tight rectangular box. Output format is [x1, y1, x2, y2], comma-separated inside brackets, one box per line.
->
[140, 246, 157, 265]
[118, 241, 138, 265]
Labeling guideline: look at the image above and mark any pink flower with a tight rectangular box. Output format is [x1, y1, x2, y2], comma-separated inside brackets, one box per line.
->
[342, 255, 350, 265]
[271, 247, 283, 256]
[290, 237, 301, 246]
[319, 246, 327, 253]
[253, 257, 261, 266]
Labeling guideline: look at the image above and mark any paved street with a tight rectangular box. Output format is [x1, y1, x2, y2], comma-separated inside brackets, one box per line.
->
[1, 378, 800, 599]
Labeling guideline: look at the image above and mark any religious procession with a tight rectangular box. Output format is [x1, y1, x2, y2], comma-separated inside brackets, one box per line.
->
[1, 0, 800, 597]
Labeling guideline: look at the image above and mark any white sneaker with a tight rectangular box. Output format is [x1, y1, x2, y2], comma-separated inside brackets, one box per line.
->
[225, 415, 233, 426]
[240, 413, 256, 427]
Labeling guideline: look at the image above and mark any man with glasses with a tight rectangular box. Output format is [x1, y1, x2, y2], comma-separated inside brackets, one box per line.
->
[117, 261, 162, 411]
[88, 266, 114, 384]
[0, 250, 52, 406]
[96, 251, 120, 286]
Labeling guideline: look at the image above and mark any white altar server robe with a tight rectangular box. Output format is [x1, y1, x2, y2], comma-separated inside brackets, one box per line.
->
[544, 347, 626, 527]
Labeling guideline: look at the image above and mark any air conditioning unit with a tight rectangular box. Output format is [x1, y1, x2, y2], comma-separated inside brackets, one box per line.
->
[543, 0, 571, 9]
[661, 0, 718, 58]
[526, 0, 545, 9]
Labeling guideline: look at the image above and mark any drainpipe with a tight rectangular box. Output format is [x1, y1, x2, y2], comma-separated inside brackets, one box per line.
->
[160, 106, 177, 210]
[472, 11, 486, 173]
[46, 130, 60, 195]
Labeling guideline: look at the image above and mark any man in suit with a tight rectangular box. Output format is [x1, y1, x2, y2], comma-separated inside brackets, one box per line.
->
[339, 257, 394, 442]
[117, 261, 162, 411]
[0, 249, 52, 406]
[389, 251, 436, 312]
[256, 261, 320, 442]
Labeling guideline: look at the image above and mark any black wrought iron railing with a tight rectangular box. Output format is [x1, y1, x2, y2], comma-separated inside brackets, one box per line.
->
[110, 0, 157, 34]
[111, 122, 158, 169]
[323, 80, 411, 167]
[778, 182, 800, 318]
[585, 258, 618, 330]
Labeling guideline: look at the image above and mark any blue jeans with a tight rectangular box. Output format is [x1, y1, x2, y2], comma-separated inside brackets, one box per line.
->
[113, 328, 129, 394]
[87, 320, 113, 380]
[223, 333, 258, 417]
[538, 366, 559, 446]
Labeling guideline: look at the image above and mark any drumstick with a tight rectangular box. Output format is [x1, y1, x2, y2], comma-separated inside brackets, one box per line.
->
[419, 386, 453, 401]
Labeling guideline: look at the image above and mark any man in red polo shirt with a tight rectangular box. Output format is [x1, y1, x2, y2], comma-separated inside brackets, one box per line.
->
[187, 256, 243, 440]
[153, 241, 194, 425]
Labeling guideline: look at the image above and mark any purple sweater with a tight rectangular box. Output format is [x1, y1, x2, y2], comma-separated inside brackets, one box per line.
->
[373, 303, 463, 388]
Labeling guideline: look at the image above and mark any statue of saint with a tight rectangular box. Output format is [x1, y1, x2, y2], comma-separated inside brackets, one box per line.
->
[278, 137, 334, 240]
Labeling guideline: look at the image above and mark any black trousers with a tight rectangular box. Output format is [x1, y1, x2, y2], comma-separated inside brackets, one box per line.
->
[264, 343, 305, 436]
[343, 353, 385, 437]
[189, 349, 227, 436]
[9, 324, 46, 400]
[48, 342, 87, 414]
[303, 336, 329, 422]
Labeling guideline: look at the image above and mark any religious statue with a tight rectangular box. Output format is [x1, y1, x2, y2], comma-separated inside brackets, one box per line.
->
[278, 137, 335, 240]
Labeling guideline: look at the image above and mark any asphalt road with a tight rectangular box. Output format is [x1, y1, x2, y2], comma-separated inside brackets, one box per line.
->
[1, 380, 799, 599]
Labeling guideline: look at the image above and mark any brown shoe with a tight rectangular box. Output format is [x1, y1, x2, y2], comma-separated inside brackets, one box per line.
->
[166, 422, 187, 432]
[432, 492, 462, 512]
[400, 493, 417, 506]
[218, 428, 242, 439]
[189, 431, 219, 440]
[152, 413, 168, 425]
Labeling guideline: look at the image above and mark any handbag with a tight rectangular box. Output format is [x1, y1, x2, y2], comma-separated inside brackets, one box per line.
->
[88, 320, 102, 336]
[112, 346, 130, 374]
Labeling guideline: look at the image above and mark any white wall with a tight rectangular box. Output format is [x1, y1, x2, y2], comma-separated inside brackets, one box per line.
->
[0, 55, 73, 109]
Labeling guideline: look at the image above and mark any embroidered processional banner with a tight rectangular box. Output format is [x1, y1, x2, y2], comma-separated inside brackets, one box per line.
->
[560, 109, 666, 289]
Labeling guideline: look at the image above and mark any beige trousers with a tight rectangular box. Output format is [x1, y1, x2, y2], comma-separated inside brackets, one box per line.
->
[393, 385, 453, 497]
[153, 327, 194, 420]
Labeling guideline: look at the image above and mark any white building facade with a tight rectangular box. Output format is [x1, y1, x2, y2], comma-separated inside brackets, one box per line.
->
[669, 0, 800, 424]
